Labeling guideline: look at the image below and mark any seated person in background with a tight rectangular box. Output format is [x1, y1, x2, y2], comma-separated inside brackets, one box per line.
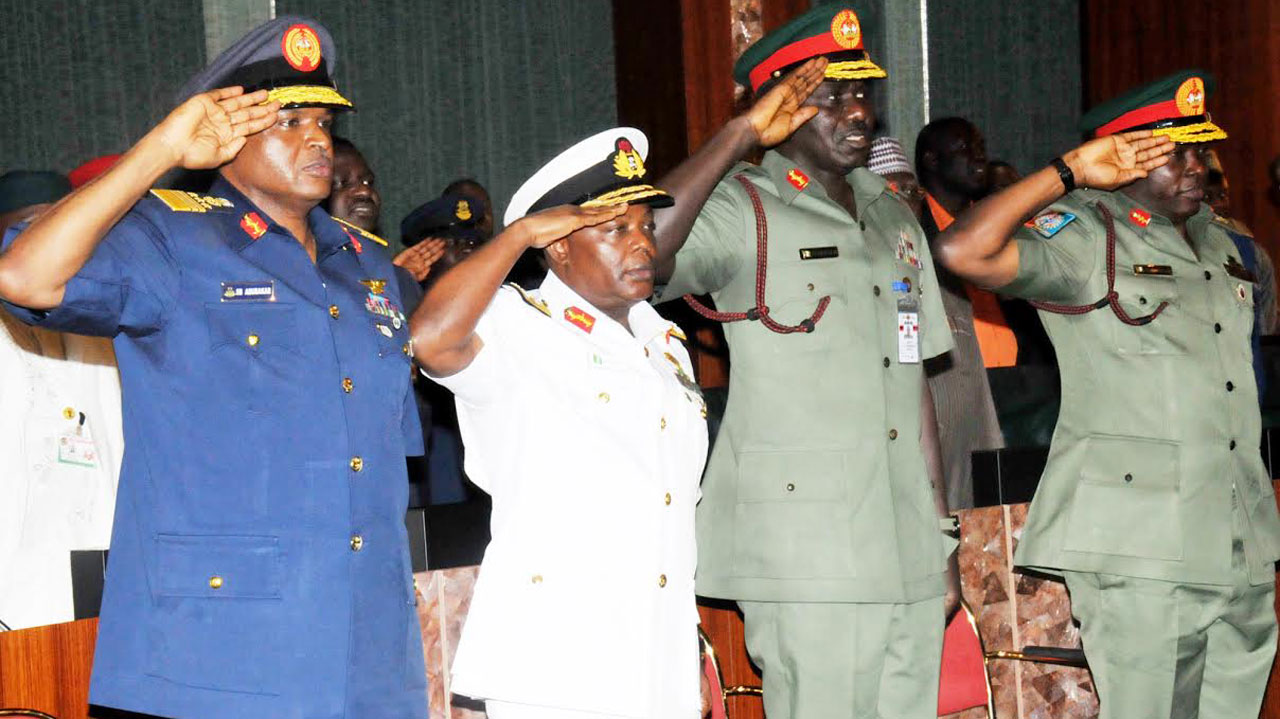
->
[327, 136, 382, 234]
[0, 170, 123, 631]
[412, 128, 708, 718]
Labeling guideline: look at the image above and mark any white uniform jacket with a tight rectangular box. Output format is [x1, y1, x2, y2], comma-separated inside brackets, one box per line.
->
[428, 271, 709, 717]
[0, 308, 123, 630]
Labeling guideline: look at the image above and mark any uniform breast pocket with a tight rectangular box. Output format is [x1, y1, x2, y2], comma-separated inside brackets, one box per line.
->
[1110, 273, 1186, 355]
[764, 263, 853, 352]
[205, 303, 302, 414]
[1063, 434, 1183, 561]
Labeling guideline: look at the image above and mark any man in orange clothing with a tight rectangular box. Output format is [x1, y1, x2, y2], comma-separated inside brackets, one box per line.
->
[915, 117, 1006, 508]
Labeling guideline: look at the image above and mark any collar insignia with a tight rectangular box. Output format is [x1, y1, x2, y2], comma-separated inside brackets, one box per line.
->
[786, 168, 810, 191]
[1129, 208, 1152, 228]
[564, 306, 596, 333]
[240, 212, 268, 239]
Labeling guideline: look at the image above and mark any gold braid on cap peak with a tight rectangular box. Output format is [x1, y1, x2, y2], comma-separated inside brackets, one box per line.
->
[266, 85, 353, 108]
[1153, 121, 1228, 144]
[580, 184, 670, 208]
[825, 59, 887, 80]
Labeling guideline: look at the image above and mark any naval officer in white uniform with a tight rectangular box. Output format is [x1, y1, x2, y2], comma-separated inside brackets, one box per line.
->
[408, 128, 708, 719]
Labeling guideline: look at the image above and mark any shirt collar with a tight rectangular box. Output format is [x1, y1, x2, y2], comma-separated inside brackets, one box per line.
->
[538, 271, 675, 347]
[761, 151, 891, 212]
[210, 175, 352, 258]
[1096, 190, 1205, 262]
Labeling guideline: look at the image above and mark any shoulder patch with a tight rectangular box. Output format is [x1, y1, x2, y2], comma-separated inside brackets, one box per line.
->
[506, 283, 550, 317]
[150, 189, 235, 213]
[333, 216, 389, 247]
[1025, 211, 1077, 238]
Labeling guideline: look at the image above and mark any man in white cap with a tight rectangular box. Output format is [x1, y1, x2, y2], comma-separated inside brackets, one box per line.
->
[411, 128, 709, 718]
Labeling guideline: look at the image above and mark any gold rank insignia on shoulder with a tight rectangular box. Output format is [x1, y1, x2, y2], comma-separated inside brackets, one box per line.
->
[506, 282, 551, 317]
[333, 216, 389, 246]
[1132, 264, 1173, 276]
[150, 189, 235, 213]
[665, 326, 687, 344]
[360, 278, 388, 295]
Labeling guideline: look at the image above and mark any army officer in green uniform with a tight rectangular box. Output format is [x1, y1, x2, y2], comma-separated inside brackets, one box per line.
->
[934, 70, 1280, 718]
[652, 5, 959, 717]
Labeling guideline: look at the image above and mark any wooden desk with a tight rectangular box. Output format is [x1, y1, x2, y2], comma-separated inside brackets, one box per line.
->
[0, 618, 96, 718]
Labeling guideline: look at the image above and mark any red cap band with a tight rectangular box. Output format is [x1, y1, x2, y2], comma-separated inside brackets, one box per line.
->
[1093, 99, 1182, 137]
[748, 34, 857, 91]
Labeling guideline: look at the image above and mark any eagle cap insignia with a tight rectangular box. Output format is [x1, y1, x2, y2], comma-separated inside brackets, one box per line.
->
[282, 24, 322, 72]
[456, 199, 472, 221]
[830, 9, 862, 49]
[612, 138, 646, 180]
[1175, 76, 1206, 116]
[787, 168, 810, 191]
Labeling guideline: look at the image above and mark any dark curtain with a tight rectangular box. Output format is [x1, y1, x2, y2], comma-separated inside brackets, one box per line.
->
[928, 0, 1082, 174]
[278, 0, 618, 246]
[0, 0, 206, 174]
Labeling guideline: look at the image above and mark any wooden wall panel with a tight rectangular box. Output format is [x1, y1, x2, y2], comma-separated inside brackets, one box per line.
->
[1082, 0, 1280, 256]
[0, 619, 97, 719]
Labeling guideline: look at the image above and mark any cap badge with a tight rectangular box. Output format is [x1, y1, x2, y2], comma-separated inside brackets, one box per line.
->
[787, 168, 810, 191]
[612, 138, 646, 180]
[1129, 208, 1152, 228]
[455, 200, 472, 221]
[240, 212, 267, 239]
[282, 24, 322, 72]
[1175, 77, 1206, 116]
[830, 9, 862, 49]
[564, 306, 596, 333]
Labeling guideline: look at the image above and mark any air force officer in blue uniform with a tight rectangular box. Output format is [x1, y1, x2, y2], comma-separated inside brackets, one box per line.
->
[0, 18, 426, 719]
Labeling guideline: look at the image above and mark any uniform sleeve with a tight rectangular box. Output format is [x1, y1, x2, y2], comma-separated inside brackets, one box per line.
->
[0, 209, 178, 338]
[656, 178, 749, 300]
[915, 224, 954, 361]
[422, 288, 524, 408]
[999, 205, 1099, 305]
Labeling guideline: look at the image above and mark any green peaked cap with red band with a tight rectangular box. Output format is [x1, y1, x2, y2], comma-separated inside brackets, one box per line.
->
[733, 3, 886, 92]
[1080, 69, 1226, 143]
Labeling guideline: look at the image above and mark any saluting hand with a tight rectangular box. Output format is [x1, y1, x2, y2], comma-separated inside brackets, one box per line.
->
[1062, 130, 1176, 191]
[151, 87, 281, 170]
[743, 57, 827, 148]
[393, 238, 448, 283]
[513, 203, 628, 249]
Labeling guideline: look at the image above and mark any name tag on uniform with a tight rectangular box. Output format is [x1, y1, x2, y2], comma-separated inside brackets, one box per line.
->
[1224, 258, 1258, 283]
[1132, 264, 1173, 276]
[799, 246, 839, 260]
[897, 296, 920, 364]
[220, 281, 276, 302]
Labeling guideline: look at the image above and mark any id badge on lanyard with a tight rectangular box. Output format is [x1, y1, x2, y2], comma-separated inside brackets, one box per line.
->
[897, 295, 920, 364]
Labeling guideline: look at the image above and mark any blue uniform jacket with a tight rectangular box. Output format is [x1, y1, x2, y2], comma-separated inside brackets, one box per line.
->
[2, 176, 427, 718]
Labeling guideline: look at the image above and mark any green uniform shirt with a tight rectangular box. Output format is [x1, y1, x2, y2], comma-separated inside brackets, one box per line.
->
[660, 151, 955, 603]
[1004, 188, 1280, 585]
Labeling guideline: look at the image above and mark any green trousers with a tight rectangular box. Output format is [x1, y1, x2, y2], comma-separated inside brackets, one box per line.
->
[738, 597, 944, 719]
[1064, 532, 1277, 719]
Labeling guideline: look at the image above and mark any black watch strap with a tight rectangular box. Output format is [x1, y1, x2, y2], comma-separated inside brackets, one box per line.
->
[1051, 157, 1076, 193]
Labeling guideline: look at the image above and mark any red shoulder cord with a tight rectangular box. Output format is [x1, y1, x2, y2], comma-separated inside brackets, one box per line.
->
[682, 174, 831, 334]
[1029, 203, 1169, 326]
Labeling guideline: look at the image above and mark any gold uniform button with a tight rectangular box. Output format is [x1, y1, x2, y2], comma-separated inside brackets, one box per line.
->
[350, 456, 364, 472]
[350, 535, 364, 552]
[888, 428, 898, 440]
[329, 304, 340, 319]
[532, 574, 543, 584]
[342, 377, 354, 393]
[664, 492, 672, 506]
[62, 407, 75, 420]
[403, 342, 411, 356]
[658, 574, 667, 588]
[701, 406, 708, 419]
[598, 392, 611, 403]
[247, 333, 260, 347]
[660, 417, 667, 430]
[209, 575, 224, 590]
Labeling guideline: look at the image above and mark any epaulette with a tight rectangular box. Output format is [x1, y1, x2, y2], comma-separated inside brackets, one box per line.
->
[506, 282, 550, 317]
[333, 216, 389, 246]
[149, 189, 235, 213]
[1212, 214, 1253, 238]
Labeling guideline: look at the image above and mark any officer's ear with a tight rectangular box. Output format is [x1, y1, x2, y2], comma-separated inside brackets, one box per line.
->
[543, 237, 570, 269]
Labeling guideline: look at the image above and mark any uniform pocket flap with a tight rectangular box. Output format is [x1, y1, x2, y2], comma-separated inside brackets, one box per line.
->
[1079, 434, 1179, 490]
[154, 534, 282, 599]
[737, 449, 847, 502]
[205, 303, 299, 353]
